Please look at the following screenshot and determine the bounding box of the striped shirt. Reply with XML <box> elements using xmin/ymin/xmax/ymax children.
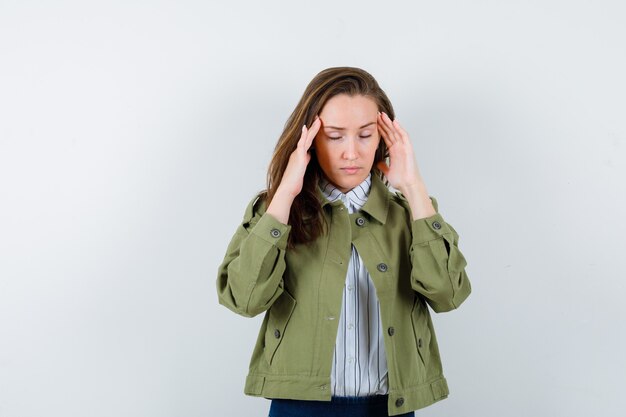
<box><xmin>318</xmin><ymin>172</ymin><xmax>389</xmax><ymax>397</ymax></box>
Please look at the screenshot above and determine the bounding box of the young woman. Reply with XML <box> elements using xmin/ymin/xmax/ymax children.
<box><xmin>216</xmin><ymin>67</ymin><xmax>472</xmax><ymax>417</ymax></box>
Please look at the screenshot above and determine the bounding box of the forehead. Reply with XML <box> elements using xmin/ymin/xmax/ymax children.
<box><xmin>320</xmin><ymin>94</ymin><xmax>378</xmax><ymax>128</ymax></box>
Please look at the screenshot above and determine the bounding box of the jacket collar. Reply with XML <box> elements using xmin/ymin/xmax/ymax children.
<box><xmin>317</xmin><ymin>171</ymin><xmax>390</xmax><ymax>225</ymax></box>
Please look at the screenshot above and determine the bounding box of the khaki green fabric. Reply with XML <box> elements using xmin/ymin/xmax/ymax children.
<box><xmin>216</xmin><ymin>173</ymin><xmax>471</xmax><ymax>416</ymax></box>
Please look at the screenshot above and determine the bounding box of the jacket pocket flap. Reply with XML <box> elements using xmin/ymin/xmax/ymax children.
<box><xmin>411</xmin><ymin>295</ymin><xmax>432</xmax><ymax>367</ymax></box>
<box><xmin>264</xmin><ymin>290</ymin><xmax>297</xmax><ymax>365</ymax></box>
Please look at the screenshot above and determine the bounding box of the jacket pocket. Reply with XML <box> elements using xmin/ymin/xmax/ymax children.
<box><xmin>264</xmin><ymin>290</ymin><xmax>297</xmax><ymax>366</ymax></box>
<box><xmin>410</xmin><ymin>294</ymin><xmax>432</xmax><ymax>367</ymax></box>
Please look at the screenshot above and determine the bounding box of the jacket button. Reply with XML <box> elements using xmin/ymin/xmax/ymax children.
<box><xmin>355</xmin><ymin>217</ymin><xmax>366</xmax><ymax>226</ymax></box>
<box><xmin>388</xmin><ymin>326</ymin><xmax>395</xmax><ymax>336</ymax></box>
<box><xmin>270</xmin><ymin>228</ymin><xmax>281</xmax><ymax>238</ymax></box>
<box><xmin>395</xmin><ymin>397</ymin><xmax>404</xmax><ymax>407</ymax></box>
<box><xmin>274</xmin><ymin>329</ymin><xmax>281</xmax><ymax>338</ymax></box>
<box><xmin>377</xmin><ymin>263</ymin><xmax>388</xmax><ymax>272</ymax></box>
<box><xmin>418</xmin><ymin>338</ymin><xmax>423</xmax><ymax>348</ymax></box>
<box><xmin>432</xmin><ymin>221</ymin><xmax>441</xmax><ymax>230</ymax></box>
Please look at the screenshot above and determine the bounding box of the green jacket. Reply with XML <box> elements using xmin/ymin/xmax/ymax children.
<box><xmin>216</xmin><ymin>173</ymin><xmax>472</xmax><ymax>416</ymax></box>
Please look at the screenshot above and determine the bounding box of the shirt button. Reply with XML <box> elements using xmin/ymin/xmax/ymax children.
<box><xmin>274</xmin><ymin>329</ymin><xmax>281</xmax><ymax>338</ymax></box>
<box><xmin>395</xmin><ymin>397</ymin><xmax>405</xmax><ymax>407</ymax></box>
<box><xmin>339</xmin><ymin>206</ymin><xmax>344</xmax><ymax>211</ymax></box>
<box><xmin>377</xmin><ymin>263</ymin><xmax>388</xmax><ymax>272</ymax></box>
<box><xmin>320</xmin><ymin>384</ymin><xmax>327</xmax><ymax>390</ymax></box>
<box><xmin>355</xmin><ymin>217</ymin><xmax>366</xmax><ymax>226</ymax></box>
<box><xmin>348</xmin><ymin>323</ymin><xmax>354</xmax><ymax>330</ymax></box>
<box><xmin>432</xmin><ymin>221</ymin><xmax>442</xmax><ymax>230</ymax></box>
<box><xmin>347</xmin><ymin>285</ymin><xmax>353</xmax><ymax>291</ymax></box>
<box><xmin>388</xmin><ymin>326</ymin><xmax>395</xmax><ymax>336</ymax></box>
<box><xmin>418</xmin><ymin>338</ymin><xmax>423</xmax><ymax>348</ymax></box>
<box><xmin>270</xmin><ymin>228</ymin><xmax>281</xmax><ymax>238</ymax></box>
<box><xmin>347</xmin><ymin>357</ymin><xmax>353</xmax><ymax>363</ymax></box>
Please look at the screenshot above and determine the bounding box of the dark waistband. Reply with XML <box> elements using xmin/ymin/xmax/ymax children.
<box><xmin>330</xmin><ymin>394</ymin><xmax>388</xmax><ymax>404</ymax></box>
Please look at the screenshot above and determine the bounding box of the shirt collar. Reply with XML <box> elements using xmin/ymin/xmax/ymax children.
<box><xmin>317</xmin><ymin>171</ymin><xmax>390</xmax><ymax>224</ymax></box>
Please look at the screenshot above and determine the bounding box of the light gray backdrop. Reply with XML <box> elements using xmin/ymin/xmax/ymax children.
<box><xmin>1</xmin><ymin>1</ymin><xmax>624</xmax><ymax>416</ymax></box>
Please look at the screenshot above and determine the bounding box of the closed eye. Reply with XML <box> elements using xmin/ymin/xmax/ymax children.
<box><xmin>327</xmin><ymin>135</ymin><xmax>372</xmax><ymax>140</ymax></box>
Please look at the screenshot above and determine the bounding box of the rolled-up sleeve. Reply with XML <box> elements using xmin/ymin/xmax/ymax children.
<box><xmin>409</xmin><ymin>196</ymin><xmax>472</xmax><ymax>312</ymax></box>
<box><xmin>216</xmin><ymin>195</ymin><xmax>291</xmax><ymax>318</ymax></box>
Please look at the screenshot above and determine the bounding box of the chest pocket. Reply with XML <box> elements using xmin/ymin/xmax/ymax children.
<box><xmin>411</xmin><ymin>294</ymin><xmax>432</xmax><ymax>368</ymax></box>
<box><xmin>264</xmin><ymin>290</ymin><xmax>297</xmax><ymax>365</ymax></box>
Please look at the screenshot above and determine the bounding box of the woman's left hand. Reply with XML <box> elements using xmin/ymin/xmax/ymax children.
<box><xmin>377</xmin><ymin>111</ymin><xmax>437</xmax><ymax>220</ymax></box>
<box><xmin>376</xmin><ymin>111</ymin><xmax>425</xmax><ymax>192</ymax></box>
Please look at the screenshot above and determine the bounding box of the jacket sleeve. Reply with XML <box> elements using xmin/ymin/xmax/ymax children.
<box><xmin>406</xmin><ymin>195</ymin><xmax>472</xmax><ymax>313</ymax></box>
<box><xmin>216</xmin><ymin>193</ymin><xmax>291</xmax><ymax>318</ymax></box>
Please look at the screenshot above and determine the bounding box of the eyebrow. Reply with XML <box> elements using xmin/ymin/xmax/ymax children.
<box><xmin>323</xmin><ymin>121</ymin><xmax>376</xmax><ymax>130</ymax></box>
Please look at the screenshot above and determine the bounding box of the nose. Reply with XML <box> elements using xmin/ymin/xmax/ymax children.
<box><xmin>343</xmin><ymin>137</ymin><xmax>358</xmax><ymax>161</ymax></box>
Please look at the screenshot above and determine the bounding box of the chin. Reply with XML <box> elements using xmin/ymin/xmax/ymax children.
<box><xmin>324</xmin><ymin>169</ymin><xmax>369</xmax><ymax>192</ymax></box>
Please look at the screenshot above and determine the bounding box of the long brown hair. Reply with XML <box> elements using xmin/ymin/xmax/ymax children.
<box><xmin>260</xmin><ymin>67</ymin><xmax>395</xmax><ymax>250</ymax></box>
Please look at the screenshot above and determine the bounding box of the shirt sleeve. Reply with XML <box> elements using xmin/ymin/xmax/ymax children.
<box><xmin>216</xmin><ymin>194</ymin><xmax>291</xmax><ymax>318</ymax></box>
<box><xmin>407</xmin><ymin>195</ymin><xmax>472</xmax><ymax>313</ymax></box>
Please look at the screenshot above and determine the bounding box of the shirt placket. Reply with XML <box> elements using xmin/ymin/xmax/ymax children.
<box><xmin>343</xmin><ymin>193</ymin><xmax>357</xmax><ymax>395</ymax></box>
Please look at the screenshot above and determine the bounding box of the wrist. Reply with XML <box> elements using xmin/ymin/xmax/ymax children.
<box><xmin>398</xmin><ymin>182</ymin><xmax>436</xmax><ymax>221</ymax></box>
<box><xmin>398</xmin><ymin>181</ymin><xmax>428</xmax><ymax>200</ymax></box>
<box><xmin>274</xmin><ymin>186</ymin><xmax>298</xmax><ymax>203</ymax></box>
<box><xmin>267</xmin><ymin>187</ymin><xmax>296</xmax><ymax>225</ymax></box>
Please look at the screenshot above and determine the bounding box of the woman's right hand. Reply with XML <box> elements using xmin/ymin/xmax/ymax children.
<box><xmin>277</xmin><ymin>115</ymin><xmax>321</xmax><ymax>199</ymax></box>
<box><xmin>266</xmin><ymin>116</ymin><xmax>321</xmax><ymax>225</ymax></box>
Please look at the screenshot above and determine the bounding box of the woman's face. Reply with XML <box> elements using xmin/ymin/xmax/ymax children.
<box><xmin>314</xmin><ymin>94</ymin><xmax>381</xmax><ymax>193</ymax></box>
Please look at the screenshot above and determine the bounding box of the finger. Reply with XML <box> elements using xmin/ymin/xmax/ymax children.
<box><xmin>377</xmin><ymin>121</ymin><xmax>392</xmax><ymax>147</ymax></box>
<box><xmin>392</xmin><ymin>119</ymin><xmax>410</xmax><ymax>143</ymax></box>
<box><xmin>377</xmin><ymin>121</ymin><xmax>395</xmax><ymax>149</ymax></box>
<box><xmin>381</xmin><ymin>112</ymin><xmax>403</xmax><ymax>144</ymax></box>
<box><xmin>297</xmin><ymin>124</ymin><xmax>308</xmax><ymax>149</ymax></box>
<box><xmin>377</xmin><ymin>114</ymin><xmax>395</xmax><ymax>148</ymax></box>
<box><xmin>305</xmin><ymin>116</ymin><xmax>321</xmax><ymax>149</ymax></box>
<box><xmin>379</xmin><ymin>113</ymin><xmax>396</xmax><ymax>141</ymax></box>
<box><xmin>377</xmin><ymin>112</ymin><xmax>392</xmax><ymax>137</ymax></box>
